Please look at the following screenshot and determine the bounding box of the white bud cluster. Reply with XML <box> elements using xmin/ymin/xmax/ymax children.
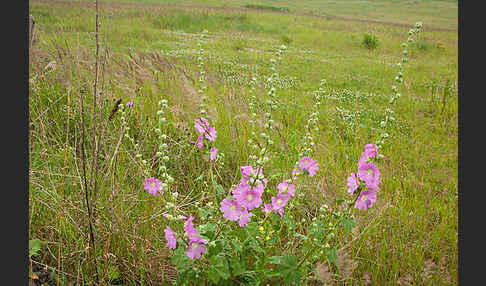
<box><xmin>248</xmin><ymin>75</ymin><xmax>259</xmax><ymax>166</ymax></box>
<box><xmin>302</xmin><ymin>79</ymin><xmax>325</xmax><ymax>156</ymax></box>
<box><xmin>378</xmin><ymin>21</ymin><xmax>422</xmax><ymax>150</ymax></box>
<box><xmin>248</xmin><ymin>45</ymin><xmax>287</xmax><ymax>167</ymax></box>
<box><xmin>197</xmin><ymin>30</ymin><xmax>209</xmax><ymax>118</ymax></box>
<box><xmin>118</xmin><ymin>103</ymin><xmax>150</xmax><ymax>175</ymax></box>
<box><xmin>156</xmin><ymin>99</ymin><xmax>174</xmax><ymax>191</ymax></box>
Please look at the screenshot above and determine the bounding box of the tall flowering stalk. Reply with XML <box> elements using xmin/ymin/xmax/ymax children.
<box><xmin>376</xmin><ymin>22</ymin><xmax>422</xmax><ymax>151</ymax></box>
<box><xmin>154</xmin><ymin>99</ymin><xmax>174</xmax><ymax>192</ymax></box>
<box><xmin>247</xmin><ymin>74</ymin><xmax>259</xmax><ymax>166</ymax></box>
<box><xmin>300</xmin><ymin>78</ymin><xmax>325</xmax><ymax>158</ymax></box>
<box><xmin>197</xmin><ymin>29</ymin><xmax>209</xmax><ymax>119</ymax></box>
<box><xmin>191</xmin><ymin>29</ymin><xmax>222</xmax><ymax>166</ymax></box>
<box><xmin>118</xmin><ymin>102</ymin><xmax>150</xmax><ymax>178</ymax></box>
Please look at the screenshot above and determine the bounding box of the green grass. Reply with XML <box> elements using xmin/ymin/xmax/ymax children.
<box><xmin>29</xmin><ymin>0</ymin><xmax>457</xmax><ymax>285</ymax></box>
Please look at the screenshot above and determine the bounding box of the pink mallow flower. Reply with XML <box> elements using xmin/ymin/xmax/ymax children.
<box><xmin>240</xmin><ymin>165</ymin><xmax>267</xmax><ymax>186</ymax></box>
<box><xmin>184</xmin><ymin>215</ymin><xmax>199</xmax><ymax>240</ymax></box>
<box><xmin>357</xmin><ymin>163</ymin><xmax>380</xmax><ymax>190</ymax></box>
<box><xmin>194</xmin><ymin>117</ymin><xmax>210</xmax><ymax>134</ymax></box>
<box><xmin>271</xmin><ymin>193</ymin><xmax>289</xmax><ymax>218</ymax></box>
<box><xmin>210</xmin><ymin>147</ymin><xmax>218</xmax><ymax>162</ymax></box>
<box><xmin>232</xmin><ymin>182</ymin><xmax>264</xmax><ymax>211</ymax></box>
<box><xmin>194</xmin><ymin>117</ymin><xmax>217</xmax><ymax>142</ymax></box>
<box><xmin>164</xmin><ymin>227</ymin><xmax>177</xmax><ymax>249</ymax></box>
<box><xmin>196</xmin><ymin>135</ymin><xmax>204</xmax><ymax>149</ymax></box>
<box><xmin>144</xmin><ymin>177</ymin><xmax>164</xmax><ymax>196</ymax></box>
<box><xmin>359</xmin><ymin>144</ymin><xmax>379</xmax><ymax>166</ymax></box>
<box><xmin>262</xmin><ymin>203</ymin><xmax>273</xmax><ymax>215</ymax></box>
<box><xmin>364</xmin><ymin>144</ymin><xmax>378</xmax><ymax>157</ymax></box>
<box><xmin>355</xmin><ymin>189</ymin><xmax>377</xmax><ymax>210</ymax></box>
<box><xmin>299</xmin><ymin>156</ymin><xmax>319</xmax><ymax>177</ymax></box>
<box><xmin>277</xmin><ymin>180</ymin><xmax>295</xmax><ymax>198</ymax></box>
<box><xmin>347</xmin><ymin>173</ymin><xmax>359</xmax><ymax>194</ymax></box>
<box><xmin>126</xmin><ymin>101</ymin><xmax>133</xmax><ymax>107</ymax></box>
<box><xmin>220</xmin><ymin>199</ymin><xmax>241</xmax><ymax>221</ymax></box>
<box><xmin>187</xmin><ymin>237</ymin><xmax>208</xmax><ymax>260</ymax></box>
<box><xmin>205</xmin><ymin>127</ymin><xmax>217</xmax><ymax>142</ymax></box>
<box><xmin>238</xmin><ymin>209</ymin><xmax>253</xmax><ymax>227</ymax></box>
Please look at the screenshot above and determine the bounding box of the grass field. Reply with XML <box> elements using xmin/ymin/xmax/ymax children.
<box><xmin>28</xmin><ymin>0</ymin><xmax>457</xmax><ymax>285</ymax></box>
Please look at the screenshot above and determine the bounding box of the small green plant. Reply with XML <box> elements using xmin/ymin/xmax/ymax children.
<box><xmin>361</xmin><ymin>33</ymin><xmax>379</xmax><ymax>50</ymax></box>
<box><xmin>29</xmin><ymin>239</ymin><xmax>44</xmax><ymax>258</ymax></box>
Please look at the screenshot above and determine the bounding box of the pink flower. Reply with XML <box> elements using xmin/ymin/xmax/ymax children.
<box><xmin>210</xmin><ymin>147</ymin><xmax>218</xmax><ymax>161</ymax></box>
<box><xmin>271</xmin><ymin>193</ymin><xmax>289</xmax><ymax>210</ymax></box>
<box><xmin>194</xmin><ymin>117</ymin><xmax>210</xmax><ymax>134</ymax></box>
<box><xmin>357</xmin><ymin>163</ymin><xmax>380</xmax><ymax>190</ymax></box>
<box><xmin>238</xmin><ymin>209</ymin><xmax>253</xmax><ymax>227</ymax></box>
<box><xmin>187</xmin><ymin>237</ymin><xmax>208</xmax><ymax>260</ymax></box>
<box><xmin>164</xmin><ymin>227</ymin><xmax>177</xmax><ymax>249</ymax></box>
<box><xmin>277</xmin><ymin>180</ymin><xmax>295</xmax><ymax>198</ymax></box>
<box><xmin>299</xmin><ymin>157</ymin><xmax>319</xmax><ymax>177</ymax></box>
<box><xmin>220</xmin><ymin>199</ymin><xmax>241</xmax><ymax>221</ymax></box>
<box><xmin>126</xmin><ymin>101</ymin><xmax>133</xmax><ymax>107</ymax></box>
<box><xmin>205</xmin><ymin>127</ymin><xmax>217</xmax><ymax>142</ymax></box>
<box><xmin>262</xmin><ymin>203</ymin><xmax>273</xmax><ymax>214</ymax></box>
<box><xmin>194</xmin><ymin>117</ymin><xmax>217</xmax><ymax>142</ymax></box>
<box><xmin>184</xmin><ymin>215</ymin><xmax>199</xmax><ymax>240</ymax></box>
<box><xmin>359</xmin><ymin>144</ymin><xmax>379</xmax><ymax>166</ymax></box>
<box><xmin>196</xmin><ymin>135</ymin><xmax>204</xmax><ymax>149</ymax></box>
<box><xmin>364</xmin><ymin>144</ymin><xmax>378</xmax><ymax>157</ymax></box>
<box><xmin>347</xmin><ymin>173</ymin><xmax>359</xmax><ymax>194</ymax></box>
<box><xmin>355</xmin><ymin>189</ymin><xmax>377</xmax><ymax>210</ymax></box>
<box><xmin>274</xmin><ymin>207</ymin><xmax>284</xmax><ymax>218</ymax></box>
<box><xmin>233</xmin><ymin>182</ymin><xmax>263</xmax><ymax>211</ymax></box>
<box><xmin>240</xmin><ymin>165</ymin><xmax>267</xmax><ymax>186</ymax></box>
<box><xmin>144</xmin><ymin>177</ymin><xmax>164</xmax><ymax>196</ymax></box>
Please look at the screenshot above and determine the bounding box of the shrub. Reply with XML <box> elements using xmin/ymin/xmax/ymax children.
<box><xmin>362</xmin><ymin>33</ymin><xmax>379</xmax><ymax>50</ymax></box>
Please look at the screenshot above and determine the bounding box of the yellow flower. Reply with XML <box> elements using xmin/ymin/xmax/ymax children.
<box><xmin>259</xmin><ymin>226</ymin><xmax>264</xmax><ymax>234</ymax></box>
<box><xmin>265</xmin><ymin>236</ymin><xmax>270</xmax><ymax>241</ymax></box>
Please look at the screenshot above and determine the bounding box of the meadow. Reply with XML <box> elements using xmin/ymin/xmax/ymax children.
<box><xmin>28</xmin><ymin>0</ymin><xmax>458</xmax><ymax>285</ymax></box>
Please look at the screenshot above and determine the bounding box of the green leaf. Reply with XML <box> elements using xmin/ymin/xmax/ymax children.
<box><xmin>29</xmin><ymin>239</ymin><xmax>43</xmax><ymax>258</ymax></box>
<box><xmin>232</xmin><ymin>238</ymin><xmax>243</xmax><ymax>253</ymax></box>
<box><xmin>273</xmin><ymin>255</ymin><xmax>301</xmax><ymax>284</ymax></box>
<box><xmin>213</xmin><ymin>182</ymin><xmax>225</xmax><ymax>195</ymax></box>
<box><xmin>209</xmin><ymin>255</ymin><xmax>230</xmax><ymax>281</ymax></box>
<box><xmin>341</xmin><ymin>217</ymin><xmax>356</xmax><ymax>233</ymax></box>
<box><xmin>207</xmin><ymin>268</ymin><xmax>221</xmax><ymax>284</ymax></box>
<box><xmin>198</xmin><ymin>222</ymin><xmax>217</xmax><ymax>235</ymax></box>
<box><xmin>248</xmin><ymin>238</ymin><xmax>263</xmax><ymax>253</ymax></box>
<box><xmin>172</xmin><ymin>246</ymin><xmax>192</xmax><ymax>271</ymax></box>
<box><xmin>326</xmin><ymin>247</ymin><xmax>338</xmax><ymax>266</ymax></box>
<box><xmin>198</xmin><ymin>206</ymin><xmax>211</xmax><ymax>220</ymax></box>
<box><xmin>230</xmin><ymin>256</ymin><xmax>246</xmax><ymax>277</ymax></box>
<box><xmin>336</xmin><ymin>199</ymin><xmax>345</xmax><ymax>206</ymax></box>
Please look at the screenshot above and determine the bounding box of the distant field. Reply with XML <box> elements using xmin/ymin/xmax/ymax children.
<box><xmin>29</xmin><ymin>0</ymin><xmax>457</xmax><ymax>285</ymax></box>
